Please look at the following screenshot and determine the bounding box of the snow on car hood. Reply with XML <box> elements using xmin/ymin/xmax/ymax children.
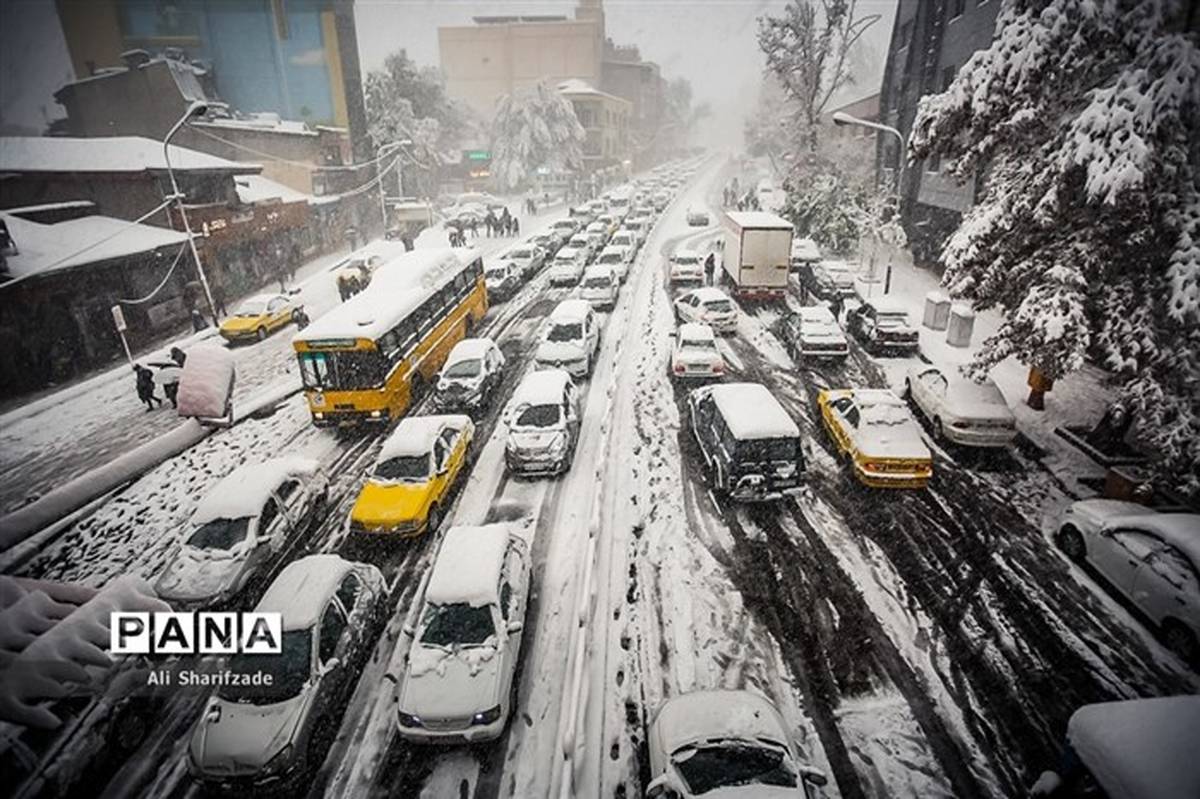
<box><xmin>156</xmin><ymin>545</ymin><xmax>244</xmax><ymax>603</ymax></box>
<box><xmin>508</xmin><ymin>428</ymin><xmax>565</xmax><ymax>453</ymax></box>
<box><xmin>536</xmin><ymin>341</ymin><xmax>585</xmax><ymax>363</ymax></box>
<box><xmin>401</xmin><ymin>643</ymin><xmax>501</xmax><ymax>718</ymax></box>
<box><xmin>193</xmin><ymin>690</ymin><xmax>310</xmax><ymax>775</ymax></box>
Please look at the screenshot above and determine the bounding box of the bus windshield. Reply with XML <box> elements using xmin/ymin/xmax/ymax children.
<box><xmin>298</xmin><ymin>350</ymin><xmax>387</xmax><ymax>390</ymax></box>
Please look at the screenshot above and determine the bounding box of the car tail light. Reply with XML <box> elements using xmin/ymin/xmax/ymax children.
<box><xmin>713</xmin><ymin>361</ymin><xmax>725</xmax><ymax>373</ymax></box>
<box><xmin>674</xmin><ymin>363</ymin><xmax>685</xmax><ymax>374</ymax></box>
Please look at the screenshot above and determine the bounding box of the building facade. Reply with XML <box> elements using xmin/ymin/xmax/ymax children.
<box><xmin>877</xmin><ymin>0</ymin><xmax>1000</xmax><ymax>265</ymax></box>
<box><xmin>600</xmin><ymin>41</ymin><xmax>668</xmax><ymax>168</ymax></box>
<box><xmin>438</xmin><ymin>8</ymin><xmax>605</xmax><ymax>121</ymax></box>
<box><xmin>558</xmin><ymin>80</ymin><xmax>632</xmax><ymax>171</ymax></box>
<box><xmin>54</xmin><ymin>0</ymin><xmax>371</xmax><ymax>161</ymax></box>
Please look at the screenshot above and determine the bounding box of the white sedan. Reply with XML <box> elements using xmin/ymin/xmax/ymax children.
<box><xmin>686</xmin><ymin>208</ymin><xmax>710</xmax><ymax>227</ymax></box>
<box><xmin>154</xmin><ymin>458</ymin><xmax>327</xmax><ymax>609</ymax></box>
<box><xmin>647</xmin><ymin>690</ymin><xmax>828</xmax><ymax>798</ymax></box>
<box><xmin>669</xmin><ymin>250</ymin><xmax>705</xmax><ymax>284</ymax></box>
<box><xmin>1056</xmin><ymin>501</ymin><xmax>1200</xmax><ymax>661</ymax></box>
<box><xmin>670</xmin><ymin>323</ymin><xmax>725</xmax><ymax>380</ymax></box>
<box><xmin>902</xmin><ymin>366</ymin><xmax>1017</xmax><ymax>447</ymax></box>
<box><xmin>674</xmin><ymin>287</ymin><xmax>737</xmax><ymax>334</ymax></box>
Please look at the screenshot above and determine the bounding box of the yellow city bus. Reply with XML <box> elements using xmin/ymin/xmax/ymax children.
<box><xmin>293</xmin><ymin>248</ymin><xmax>487</xmax><ymax>427</ymax></box>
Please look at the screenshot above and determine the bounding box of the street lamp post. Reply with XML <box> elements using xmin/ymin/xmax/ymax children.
<box><xmin>376</xmin><ymin>140</ymin><xmax>412</xmax><ymax>234</ymax></box>
<box><xmin>164</xmin><ymin>100</ymin><xmax>219</xmax><ymax>323</ymax></box>
<box><xmin>831</xmin><ymin>111</ymin><xmax>908</xmax><ymax>294</ymax></box>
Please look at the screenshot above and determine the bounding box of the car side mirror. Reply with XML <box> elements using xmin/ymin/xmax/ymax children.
<box><xmin>506</xmin><ymin>620</ymin><xmax>523</xmax><ymax>634</ymax></box>
<box><xmin>799</xmin><ymin>766</ymin><xmax>829</xmax><ymax>787</ymax></box>
<box><xmin>646</xmin><ymin>775</ymin><xmax>681</xmax><ymax>799</ymax></box>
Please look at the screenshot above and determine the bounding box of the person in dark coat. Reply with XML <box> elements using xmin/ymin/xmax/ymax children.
<box><xmin>190</xmin><ymin>307</ymin><xmax>208</xmax><ymax>332</ymax></box>
<box><xmin>829</xmin><ymin>293</ymin><xmax>844</xmax><ymax>323</ymax></box>
<box><xmin>134</xmin><ymin>365</ymin><xmax>161</xmax><ymax>410</ymax></box>
<box><xmin>704</xmin><ymin>252</ymin><xmax>716</xmax><ymax>286</ymax></box>
<box><xmin>211</xmin><ymin>284</ymin><xmax>228</xmax><ymax>319</ymax></box>
<box><xmin>511</xmin><ymin>216</ymin><xmax>520</xmax><ymax>236</ymax></box>
<box><xmin>169</xmin><ymin>347</ymin><xmax>186</xmax><ymax>367</ymax></box>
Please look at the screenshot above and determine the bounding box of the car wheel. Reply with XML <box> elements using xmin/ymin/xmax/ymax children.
<box><xmin>426</xmin><ymin>503</ymin><xmax>442</xmax><ymax>535</ymax></box>
<box><xmin>256</xmin><ymin>327</ymin><xmax>267</xmax><ymax>341</ymax></box>
<box><xmin>1162</xmin><ymin>620</ymin><xmax>1198</xmax><ymax>662</ymax></box>
<box><xmin>1056</xmin><ymin>525</ymin><xmax>1086</xmax><ymax>562</ymax></box>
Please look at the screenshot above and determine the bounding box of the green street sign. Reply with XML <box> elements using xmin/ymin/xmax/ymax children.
<box><xmin>466</xmin><ymin>150</ymin><xmax>491</xmax><ymax>161</ymax></box>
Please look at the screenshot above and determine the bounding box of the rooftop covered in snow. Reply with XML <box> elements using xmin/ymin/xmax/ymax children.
<box><xmin>0</xmin><ymin>209</ymin><xmax>191</xmax><ymax>281</ymax></box>
<box><xmin>0</xmin><ymin>136</ymin><xmax>261</xmax><ymax>176</ymax></box>
<box><xmin>705</xmin><ymin>383</ymin><xmax>800</xmax><ymax>440</ymax></box>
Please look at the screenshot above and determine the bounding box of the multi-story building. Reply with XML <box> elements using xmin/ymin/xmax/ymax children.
<box><xmin>558</xmin><ymin>80</ymin><xmax>632</xmax><ymax>171</ymax></box>
<box><xmin>53</xmin><ymin>0</ymin><xmax>370</xmax><ymax>161</ymax></box>
<box><xmin>601</xmin><ymin>41</ymin><xmax>668</xmax><ymax>168</ymax></box>
<box><xmin>439</xmin><ymin>1</ymin><xmax>606</xmax><ymax>121</ymax></box>
<box><xmin>877</xmin><ymin>0</ymin><xmax>1000</xmax><ymax>265</ymax></box>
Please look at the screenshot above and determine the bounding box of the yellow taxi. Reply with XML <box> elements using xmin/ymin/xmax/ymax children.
<box><xmin>348</xmin><ymin>414</ymin><xmax>474</xmax><ymax>537</ymax></box>
<box><xmin>219</xmin><ymin>293</ymin><xmax>297</xmax><ymax>343</ymax></box>
<box><xmin>817</xmin><ymin>388</ymin><xmax>933</xmax><ymax>488</ymax></box>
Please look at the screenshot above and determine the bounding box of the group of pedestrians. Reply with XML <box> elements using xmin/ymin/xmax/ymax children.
<box><xmin>484</xmin><ymin>208</ymin><xmax>519</xmax><ymax>238</ymax></box>
<box><xmin>132</xmin><ymin>347</ymin><xmax>187</xmax><ymax>411</ymax></box>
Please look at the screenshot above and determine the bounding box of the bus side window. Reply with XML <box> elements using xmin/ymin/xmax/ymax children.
<box><xmin>380</xmin><ymin>331</ymin><xmax>401</xmax><ymax>361</ymax></box>
<box><xmin>470</xmin><ymin>258</ymin><xmax>483</xmax><ymax>281</ymax></box>
<box><xmin>394</xmin><ymin>319</ymin><xmax>416</xmax><ymax>356</ymax></box>
<box><xmin>413</xmin><ymin>302</ymin><xmax>433</xmax><ymax>334</ymax></box>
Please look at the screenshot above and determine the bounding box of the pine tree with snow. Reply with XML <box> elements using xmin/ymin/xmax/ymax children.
<box><xmin>489</xmin><ymin>82</ymin><xmax>585</xmax><ymax>192</ymax></box>
<box><xmin>910</xmin><ymin>0</ymin><xmax>1200</xmax><ymax>488</ymax></box>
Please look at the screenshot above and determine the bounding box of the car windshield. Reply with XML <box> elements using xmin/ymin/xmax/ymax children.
<box><xmin>673</xmin><ymin>740</ymin><xmax>797</xmax><ymax>794</ymax></box>
<box><xmin>419</xmin><ymin>602</ymin><xmax>496</xmax><ymax>647</ymax></box>
<box><xmin>584</xmin><ymin>276</ymin><xmax>611</xmax><ymax>288</ymax></box>
<box><xmin>680</xmin><ymin>337</ymin><xmax>716</xmax><ymax>351</ymax></box>
<box><xmin>803</xmin><ymin>315</ymin><xmax>838</xmax><ymax>331</ymax></box>
<box><xmin>547</xmin><ymin>322</ymin><xmax>583</xmax><ymax>342</ymax></box>
<box><xmin>675</xmin><ymin>256</ymin><xmax>699</xmax><ymax>265</ymax></box>
<box><xmin>444</xmin><ymin>358</ymin><xmax>481</xmax><ymax>378</ymax></box>
<box><xmin>737</xmin><ymin>437</ymin><xmax>797</xmax><ymax>462</ymax></box>
<box><xmin>298</xmin><ymin>350</ymin><xmax>388</xmax><ymax>391</ymax></box>
<box><xmin>219</xmin><ymin>629</ymin><xmax>311</xmax><ymax>704</ymax></box>
<box><xmin>514</xmin><ymin>403</ymin><xmax>561</xmax><ymax>428</ymax></box>
<box><xmin>877</xmin><ymin>312</ymin><xmax>910</xmax><ymax>328</ymax></box>
<box><xmin>374</xmin><ymin>454</ymin><xmax>431</xmax><ymax>481</ymax></box>
<box><xmin>510</xmin><ymin>249</ymin><xmax>531</xmax><ymax>259</ymax></box>
<box><xmin>187</xmin><ymin>517</ymin><xmax>252</xmax><ymax>550</ymax></box>
<box><xmin>236</xmin><ymin>300</ymin><xmax>266</xmax><ymax>316</ymax></box>
<box><xmin>599</xmin><ymin>254</ymin><xmax>621</xmax><ymax>264</ymax></box>
<box><xmin>486</xmin><ymin>267</ymin><xmax>509</xmax><ymax>280</ymax></box>
<box><xmin>704</xmin><ymin>300</ymin><xmax>734</xmax><ymax>313</ymax></box>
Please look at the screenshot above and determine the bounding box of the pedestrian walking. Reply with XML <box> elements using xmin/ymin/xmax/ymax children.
<box><xmin>211</xmin><ymin>283</ymin><xmax>228</xmax><ymax>319</ymax></box>
<box><xmin>512</xmin><ymin>217</ymin><xmax>520</xmax><ymax>236</ymax></box>
<box><xmin>704</xmin><ymin>252</ymin><xmax>716</xmax><ymax>286</ymax></box>
<box><xmin>169</xmin><ymin>346</ymin><xmax>187</xmax><ymax>368</ymax></box>
<box><xmin>134</xmin><ymin>364</ymin><xmax>162</xmax><ymax>410</ymax></box>
<box><xmin>829</xmin><ymin>293</ymin><xmax>844</xmax><ymax>323</ymax></box>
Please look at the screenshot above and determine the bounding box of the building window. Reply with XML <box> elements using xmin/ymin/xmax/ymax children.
<box><xmin>949</xmin><ymin>0</ymin><xmax>966</xmax><ymax>19</ymax></box>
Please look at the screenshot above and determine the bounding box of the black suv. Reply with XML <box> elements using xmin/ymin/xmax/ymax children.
<box><xmin>687</xmin><ymin>382</ymin><xmax>805</xmax><ymax>502</ymax></box>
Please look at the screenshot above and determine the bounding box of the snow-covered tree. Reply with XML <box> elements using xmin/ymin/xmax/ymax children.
<box><xmin>364</xmin><ymin>50</ymin><xmax>470</xmax><ymax>196</ymax></box>
<box><xmin>910</xmin><ymin>0</ymin><xmax>1200</xmax><ymax>487</ymax></box>
<box><xmin>489</xmin><ymin>81</ymin><xmax>585</xmax><ymax>191</ymax></box>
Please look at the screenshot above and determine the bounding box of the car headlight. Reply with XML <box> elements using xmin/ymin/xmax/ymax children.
<box><xmin>261</xmin><ymin>743</ymin><xmax>293</xmax><ymax>776</ymax></box>
<box><xmin>398</xmin><ymin>711</ymin><xmax>423</xmax><ymax>728</ymax></box>
<box><xmin>471</xmin><ymin>705</ymin><xmax>502</xmax><ymax>726</ymax></box>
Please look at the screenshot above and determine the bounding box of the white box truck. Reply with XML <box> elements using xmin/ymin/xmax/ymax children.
<box><xmin>721</xmin><ymin>211</ymin><xmax>794</xmax><ymax>299</ymax></box>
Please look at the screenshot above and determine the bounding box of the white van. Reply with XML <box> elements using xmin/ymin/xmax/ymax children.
<box><xmin>580</xmin><ymin>265</ymin><xmax>618</xmax><ymax>310</ymax></box>
<box><xmin>505</xmin><ymin>369</ymin><xmax>581</xmax><ymax>475</ymax></box>
<box><xmin>534</xmin><ymin>299</ymin><xmax>601</xmax><ymax>378</ymax></box>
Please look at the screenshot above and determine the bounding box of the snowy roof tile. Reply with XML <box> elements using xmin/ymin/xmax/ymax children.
<box><xmin>0</xmin><ymin>136</ymin><xmax>260</xmax><ymax>175</ymax></box>
<box><xmin>0</xmin><ymin>211</ymin><xmax>191</xmax><ymax>281</ymax></box>
<box><xmin>257</xmin><ymin>554</ymin><xmax>355</xmax><ymax>631</ymax></box>
<box><xmin>425</xmin><ymin>525</ymin><xmax>514</xmax><ymax>607</ymax></box>
<box><xmin>235</xmin><ymin>174</ymin><xmax>313</xmax><ymax>205</ymax></box>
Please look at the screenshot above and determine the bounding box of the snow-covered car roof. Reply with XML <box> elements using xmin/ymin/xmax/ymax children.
<box><xmin>550</xmin><ymin>299</ymin><xmax>592</xmax><ymax>321</ymax></box>
<box><xmin>791</xmin><ymin>237</ymin><xmax>821</xmax><ymax>260</ymax></box>
<box><xmin>702</xmin><ymin>383</ymin><xmax>800</xmax><ymax>440</ymax></box>
<box><xmin>584</xmin><ymin>264</ymin><xmax>614</xmax><ymax>279</ymax></box>
<box><xmin>258</xmin><ymin>554</ymin><xmax>357</xmax><ymax>631</ymax></box>
<box><xmin>446</xmin><ymin>337</ymin><xmax>497</xmax><ymax>365</ymax></box>
<box><xmin>677</xmin><ymin>322</ymin><xmax>716</xmax><ymax>341</ymax></box>
<box><xmin>598</xmin><ymin>245</ymin><xmax>626</xmax><ymax>257</ymax></box>
<box><xmin>654</xmin><ymin>690</ymin><xmax>789</xmax><ymax>753</ymax></box>
<box><xmin>510</xmin><ymin>369</ymin><xmax>572</xmax><ymax>407</ymax></box>
<box><xmin>378</xmin><ymin>414</ymin><xmax>470</xmax><ymax>460</ymax></box>
<box><xmin>843</xmin><ymin>388</ymin><xmax>907</xmax><ymax>409</ymax></box>
<box><xmin>799</xmin><ymin>305</ymin><xmax>838</xmax><ymax>324</ymax></box>
<box><xmin>426</xmin><ymin>524</ymin><xmax>514</xmax><ymax>607</ymax></box>
<box><xmin>192</xmin><ymin>457</ymin><xmax>319</xmax><ymax>524</ymax></box>
<box><xmin>688</xmin><ymin>287</ymin><xmax>733</xmax><ymax>304</ymax></box>
<box><xmin>1101</xmin><ymin>512</ymin><xmax>1200</xmax><ymax>567</ymax></box>
<box><xmin>1068</xmin><ymin>696</ymin><xmax>1200</xmax><ymax>799</ymax></box>
<box><xmin>555</xmin><ymin>247</ymin><xmax>582</xmax><ymax>260</ymax></box>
